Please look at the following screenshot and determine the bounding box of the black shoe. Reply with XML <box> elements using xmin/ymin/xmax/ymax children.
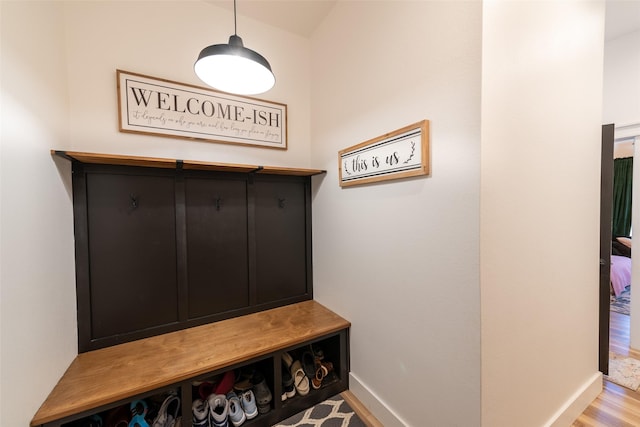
<box><xmin>281</xmin><ymin>361</ymin><xmax>295</xmax><ymax>400</ymax></box>
<box><xmin>251</xmin><ymin>372</ymin><xmax>272</xmax><ymax>414</ymax></box>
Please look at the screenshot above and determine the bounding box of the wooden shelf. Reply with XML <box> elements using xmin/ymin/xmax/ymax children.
<box><xmin>52</xmin><ymin>150</ymin><xmax>326</xmax><ymax>176</ymax></box>
<box><xmin>31</xmin><ymin>301</ymin><xmax>350</xmax><ymax>426</ymax></box>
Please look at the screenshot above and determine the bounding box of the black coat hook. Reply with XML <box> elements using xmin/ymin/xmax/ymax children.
<box><xmin>215</xmin><ymin>196</ymin><xmax>222</xmax><ymax>211</ymax></box>
<box><xmin>278</xmin><ymin>198</ymin><xmax>286</xmax><ymax>208</ymax></box>
<box><xmin>130</xmin><ymin>194</ymin><xmax>139</xmax><ymax>209</ymax></box>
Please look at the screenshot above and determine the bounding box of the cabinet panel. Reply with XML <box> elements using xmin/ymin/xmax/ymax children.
<box><xmin>185</xmin><ymin>175</ymin><xmax>250</xmax><ymax>318</ymax></box>
<box><xmin>86</xmin><ymin>172</ymin><xmax>178</xmax><ymax>339</ymax></box>
<box><xmin>254</xmin><ymin>177</ymin><xmax>308</xmax><ymax>304</ymax></box>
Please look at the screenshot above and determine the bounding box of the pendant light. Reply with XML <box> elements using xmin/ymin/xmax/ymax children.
<box><xmin>194</xmin><ymin>0</ymin><xmax>275</xmax><ymax>95</ymax></box>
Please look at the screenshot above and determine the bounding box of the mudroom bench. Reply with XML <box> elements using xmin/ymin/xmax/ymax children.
<box><xmin>31</xmin><ymin>301</ymin><xmax>351</xmax><ymax>427</ymax></box>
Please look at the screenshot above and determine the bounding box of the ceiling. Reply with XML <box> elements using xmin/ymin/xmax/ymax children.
<box><xmin>605</xmin><ymin>0</ymin><xmax>640</xmax><ymax>41</ymax></box>
<box><xmin>206</xmin><ymin>0</ymin><xmax>640</xmax><ymax>40</ymax></box>
<box><xmin>205</xmin><ymin>0</ymin><xmax>337</xmax><ymax>38</ymax></box>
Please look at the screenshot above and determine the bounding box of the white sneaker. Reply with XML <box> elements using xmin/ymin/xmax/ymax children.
<box><xmin>208</xmin><ymin>394</ymin><xmax>229</xmax><ymax>427</ymax></box>
<box><xmin>226</xmin><ymin>391</ymin><xmax>246</xmax><ymax>426</ymax></box>
<box><xmin>152</xmin><ymin>392</ymin><xmax>180</xmax><ymax>427</ymax></box>
<box><xmin>240</xmin><ymin>390</ymin><xmax>258</xmax><ymax>420</ymax></box>
<box><xmin>192</xmin><ymin>398</ymin><xmax>209</xmax><ymax>427</ymax></box>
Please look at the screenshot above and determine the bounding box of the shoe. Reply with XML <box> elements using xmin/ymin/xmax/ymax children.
<box><xmin>226</xmin><ymin>392</ymin><xmax>246</xmax><ymax>426</ymax></box>
<box><xmin>129</xmin><ymin>413</ymin><xmax>149</xmax><ymax>427</ymax></box>
<box><xmin>192</xmin><ymin>399</ymin><xmax>209</xmax><ymax>427</ymax></box>
<box><xmin>214</xmin><ymin>371</ymin><xmax>235</xmax><ymax>395</ymax></box>
<box><xmin>198</xmin><ymin>381</ymin><xmax>216</xmax><ymax>400</ymax></box>
<box><xmin>66</xmin><ymin>414</ymin><xmax>103</xmax><ymax>427</ymax></box>
<box><xmin>239</xmin><ymin>390</ymin><xmax>258</xmax><ymax>420</ymax></box>
<box><xmin>129</xmin><ymin>400</ymin><xmax>149</xmax><ymax>427</ymax></box>
<box><xmin>151</xmin><ymin>392</ymin><xmax>180</xmax><ymax>427</ymax></box>
<box><xmin>290</xmin><ymin>360</ymin><xmax>310</xmax><ymax>396</ymax></box>
<box><xmin>321</xmin><ymin>361</ymin><xmax>334</xmax><ymax>376</ymax></box>
<box><xmin>104</xmin><ymin>405</ymin><xmax>131</xmax><ymax>427</ymax></box>
<box><xmin>208</xmin><ymin>394</ymin><xmax>229</xmax><ymax>427</ymax></box>
<box><xmin>310</xmin><ymin>344</ymin><xmax>324</xmax><ymax>361</ymax></box>
<box><xmin>312</xmin><ymin>360</ymin><xmax>335</xmax><ymax>389</ymax></box>
<box><xmin>251</xmin><ymin>372</ymin><xmax>272</xmax><ymax>414</ymax></box>
<box><xmin>233</xmin><ymin>368</ymin><xmax>254</xmax><ymax>394</ymax></box>
<box><xmin>282</xmin><ymin>352</ymin><xmax>294</xmax><ymax>369</ymax></box>
<box><xmin>311</xmin><ymin>368</ymin><xmax>323</xmax><ymax>390</ymax></box>
<box><xmin>301</xmin><ymin>351</ymin><xmax>317</xmax><ymax>379</ymax></box>
<box><xmin>281</xmin><ymin>361</ymin><xmax>295</xmax><ymax>401</ymax></box>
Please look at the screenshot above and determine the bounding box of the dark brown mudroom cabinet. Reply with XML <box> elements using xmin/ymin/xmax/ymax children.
<box><xmin>32</xmin><ymin>151</ymin><xmax>351</xmax><ymax>427</ymax></box>
<box><xmin>65</xmin><ymin>151</ymin><xmax>322</xmax><ymax>352</ymax></box>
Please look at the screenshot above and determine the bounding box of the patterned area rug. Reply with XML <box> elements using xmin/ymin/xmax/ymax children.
<box><xmin>607</xmin><ymin>352</ymin><xmax>640</xmax><ymax>390</ymax></box>
<box><xmin>273</xmin><ymin>395</ymin><xmax>366</xmax><ymax>427</ymax></box>
<box><xmin>611</xmin><ymin>286</ymin><xmax>631</xmax><ymax>315</ymax></box>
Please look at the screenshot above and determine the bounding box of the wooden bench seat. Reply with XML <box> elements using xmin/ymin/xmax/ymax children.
<box><xmin>31</xmin><ymin>301</ymin><xmax>350</xmax><ymax>426</ymax></box>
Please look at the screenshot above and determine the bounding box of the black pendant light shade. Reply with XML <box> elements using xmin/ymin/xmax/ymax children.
<box><xmin>194</xmin><ymin>2</ymin><xmax>275</xmax><ymax>95</ymax></box>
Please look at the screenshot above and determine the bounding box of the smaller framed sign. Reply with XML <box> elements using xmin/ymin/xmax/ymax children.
<box><xmin>117</xmin><ymin>70</ymin><xmax>287</xmax><ymax>149</ymax></box>
<box><xmin>338</xmin><ymin>120</ymin><xmax>429</xmax><ymax>187</ymax></box>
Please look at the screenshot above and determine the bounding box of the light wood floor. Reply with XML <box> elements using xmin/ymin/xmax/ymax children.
<box><xmin>573</xmin><ymin>311</ymin><xmax>640</xmax><ymax>426</ymax></box>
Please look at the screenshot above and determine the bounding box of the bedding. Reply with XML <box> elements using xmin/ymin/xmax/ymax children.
<box><xmin>613</xmin><ymin>239</ymin><xmax>632</xmax><ymax>258</ymax></box>
<box><xmin>617</xmin><ymin>236</ymin><xmax>632</xmax><ymax>249</ymax></box>
<box><xmin>611</xmin><ymin>254</ymin><xmax>632</xmax><ymax>297</ymax></box>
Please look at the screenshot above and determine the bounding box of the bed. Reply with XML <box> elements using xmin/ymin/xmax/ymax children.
<box><xmin>611</xmin><ymin>237</ymin><xmax>632</xmax><ymax>297</ymax></box>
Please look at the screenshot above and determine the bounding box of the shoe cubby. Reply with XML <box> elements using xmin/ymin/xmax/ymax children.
<box><xmin>272</xmin><ymin>331</ymin><xmax>350</xmax><ymax>423</ymax></box>
<box><xmin>60</xmin><ymin>386</ymin><xmax>182</xmax><ymax>427</ymax></box>
<box><xmin>190</xmin><ymin>356</ymin><xmax>277</xmax><ymax>426</ymax></box>
<box><xmin>33</xmin><ymin>301</ymin><xmax>350</xmax><ymax>427</ymax></box>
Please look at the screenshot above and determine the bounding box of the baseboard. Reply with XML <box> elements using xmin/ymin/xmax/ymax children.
<box><xmin>348</xmin><ymin>372</ymin><xmax>409</xmax><ymax>427</ymax></box>
<box><xmin>350</xmin><ymin>370</ymin><xmax>601</xmax><ymax>426</ymax></box>
<box><xmin>544</xmin><ymin>371</ymin><xmax>602</xmax><ymax>427</ymax></box>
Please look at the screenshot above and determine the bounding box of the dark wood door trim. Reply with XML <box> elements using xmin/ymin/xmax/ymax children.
<box><xmin>599</xmin><ymin>123</ymin><xmax>615</xmax><ymax>374</ymax></box>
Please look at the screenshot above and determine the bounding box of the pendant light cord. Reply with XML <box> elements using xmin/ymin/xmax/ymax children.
<box><xmin>233</xmin><ymin>0</ymin><xmax>237</xmax><ymax>35</ymax></box>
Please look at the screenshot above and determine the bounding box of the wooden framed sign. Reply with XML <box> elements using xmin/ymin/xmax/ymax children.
<box><xmin>339</xmin><ymin>120</ymin><xmax>429</xmax><ymax>187</ymax></box>
<box><xmin>117</xmin><ymin>70</ymin><xmax>287</xmax><ymax>149</ymax></box>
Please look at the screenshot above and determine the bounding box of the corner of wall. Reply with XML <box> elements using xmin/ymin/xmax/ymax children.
<box><xmin>348</xmin><ymin>373</ymin><xmax>408</xmax><ymax>427</ymax></box>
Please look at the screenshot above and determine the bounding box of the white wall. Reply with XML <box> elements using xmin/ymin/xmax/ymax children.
<box><xmin>603</xmin><ymin>28</ymin><xmax>640</xmax><ymax>348</ymax></box>
<box><xmin>1</xmin><ymin>2</ymin><xmax>77</xmax><ymax>426</ymax></box>
<box><xmin>0</xmin><ymin>2</ymin><xmax>312</xmax><ymax>426</ymax></box>
<box><xmin>62</xmin><ymin>1</ymin><xmax>312</xmax><ymax>167</ymax></box>
<box><xmin>603</xmin><ymin>29</ymin><xmax>640</xmax><ymax>129</ymax></box>
<box><xmin>481</xmin><ymin>2</ymin><xmax>605</xmax><ymax>426</ymax></box>
<box><xmin>310</xmin><ymin>2</ymin><xmax>481</xmax><ymax>425</ymax></box>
